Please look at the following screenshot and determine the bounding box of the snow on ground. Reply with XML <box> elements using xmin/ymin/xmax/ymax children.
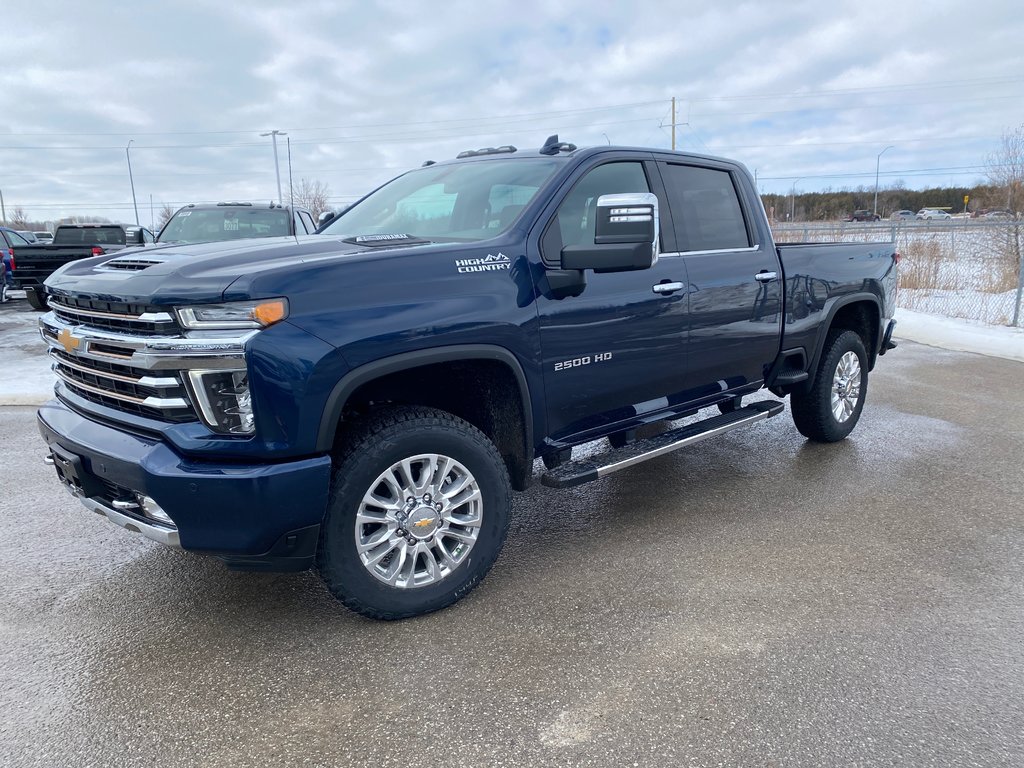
<box><xmin>1</xmin><ymin>297</ymin><xmax>1021</xmax><ymax>408</ymax></box>
<box><xmin>894</xmin><ymin>308</ymin><xmax>1024</xmax><ymax>363</ymax></box>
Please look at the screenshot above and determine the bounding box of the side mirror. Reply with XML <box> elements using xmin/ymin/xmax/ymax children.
<box><xmin>560</xmin><ymin>193</ymin><xmax>659</xmax><ymax>273</ymax></box>
<box><xmin>317</xmin><ymin>210</ymin><xmax>336</xmax><ymax>226</ymax></box>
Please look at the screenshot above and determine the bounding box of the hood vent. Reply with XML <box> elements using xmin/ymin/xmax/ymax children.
<box><xmin>101</xmin><ymin>256</ymin><xmax>168</xmax><ymax>271</ymax></box>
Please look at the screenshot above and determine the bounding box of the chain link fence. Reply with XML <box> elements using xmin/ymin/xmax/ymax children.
<box><xmin>771</xmin><ymin>220</ymin><xmax>1024</xmax><ymax>327</ymax></box>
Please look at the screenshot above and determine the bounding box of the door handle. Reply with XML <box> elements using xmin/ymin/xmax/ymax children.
<box><xmin>652</xmin><ymin>281</ymin><xmax>684</xmax><ymax>295</ymax></box>
<box><xmin>754</xmin><ymin>271</ymin><xmax>778</xmax><ymax>282</ymax></box>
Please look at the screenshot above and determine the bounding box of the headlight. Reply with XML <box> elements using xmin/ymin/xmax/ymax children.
<box><xmin>187</xmin><ymin>369</ymin><xmax>254</xmax><ymax>435</ymax></box>
<box><xmin>176</xmin><ymin>298</ymin><xmax>288</xmax><ymax>330</ymax></box>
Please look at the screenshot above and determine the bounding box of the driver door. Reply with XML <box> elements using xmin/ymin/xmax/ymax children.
<box><xmin>535</xmin><ymin>158</ymin><xmax>690</xmax><ymax>444</ymax></box>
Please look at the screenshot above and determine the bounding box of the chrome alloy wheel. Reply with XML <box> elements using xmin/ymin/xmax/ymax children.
<box><xmin>831</xmin><ymin>351</ymin><xmax>862</xmax><ymax>423</ymax></box>
<box><xmin>355</xmin><ymin>454</ymin><xmax>483</xmax><ymax>589</ymax></box>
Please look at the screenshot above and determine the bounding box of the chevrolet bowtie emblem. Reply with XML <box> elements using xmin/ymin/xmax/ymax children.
<box><xmin>57</xmin><ymin>328</ymin><xmax>81</xmax><ymax>354</ymax></box>
<box><xmin>413</xmin><ymin>518</ymin><xmax>436</xmax><ymax>529</ymax></box>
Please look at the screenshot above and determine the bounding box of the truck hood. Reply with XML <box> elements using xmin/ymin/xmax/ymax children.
<box><xmin>43</xmin><ymin>235</ymin><xmax>432</xmax><ymax>306</ymax></box>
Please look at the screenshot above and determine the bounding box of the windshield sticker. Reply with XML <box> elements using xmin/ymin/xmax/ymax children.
<box><xmin>178</xmin><ymin>211</ymin><xmax>191</xmax><ymax>217</ymax></box>
<box><xmin>456</xmin><ymin>253</ymin><xmax>510</xmax><ymax>273</ymax></box>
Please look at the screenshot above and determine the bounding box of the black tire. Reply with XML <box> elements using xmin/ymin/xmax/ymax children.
<box><xmin>790</xmin><ymin>329</ymin><xmax>868</xmax><ymax>442</ymax></box>
<box><xmin>316</xmin><ymin>406</ymin><xmax>511</xmax><ymax>620</ymax></box>
<box><xmin>26</xmin><ymin>287</ymin><xmax>47</xmax><ymax>311</ymax></box>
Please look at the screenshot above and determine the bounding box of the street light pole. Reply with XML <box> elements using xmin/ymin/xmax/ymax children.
<box><xmin>261</xmin><ymin>130</ymin><xmax>287</xmax><ymax>204</ymax></box>
<box><xmin>790</xmin><ymin>178</ymin><xmax>803</xmax><ymax>221</ymax></box>
<box><xmin>126</xmin><ymin>140</ymin><xmax>140</xmax><ymax>225</ymax></box>
<box><xmin>873</xmin><ymin>145</ymin><xmax>894</xmax><ymax>218</ymax></box>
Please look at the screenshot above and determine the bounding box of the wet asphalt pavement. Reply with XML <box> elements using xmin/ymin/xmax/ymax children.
<box><xmin>1</xmin><ymin>341</ymin><xmax>1022</xmax><ymax>767</ymax></box>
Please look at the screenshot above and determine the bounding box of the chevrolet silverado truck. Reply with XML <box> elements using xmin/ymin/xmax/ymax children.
<box><xmin>15</xmin><ymin>223</ymin><xmax>155</xmax><ymax>309</ymax></box>
<box><xmin>37</xmin><ymin>136</ymin><xmax>898</xmax><ymax>619</ymax></box>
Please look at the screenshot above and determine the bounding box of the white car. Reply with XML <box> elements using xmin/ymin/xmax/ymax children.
<box><xmin>33</xmin><ymin>231</ymin><xmax>54</xmax><ymax>243</ymax></box>
<box><xmin>916</xmin><ymin>209</ymin><xmax>952</xmax><ymax>220</ymax></box>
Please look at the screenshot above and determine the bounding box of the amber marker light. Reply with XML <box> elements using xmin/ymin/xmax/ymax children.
<box><xmin>253</xmin><ymin>298</ymin><xmax>288</xmax><ymax>326</ymax></box>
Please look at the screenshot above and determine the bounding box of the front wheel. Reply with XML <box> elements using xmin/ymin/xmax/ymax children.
<box><xmin>790</xmin><ymin>329</ymin><xmax>868</xmax><ymax>442</ymax></box>
<box><xmin>317</xmin><ymin>406</ymin><xmax>511</xmax><ymax>620</ymax></box>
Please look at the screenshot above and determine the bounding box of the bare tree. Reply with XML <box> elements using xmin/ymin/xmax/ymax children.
<box><xmin>291</xmin><ymin>178</ymin><xmax>331</xmax><ymax>219</ymax></box>
<box><xmin>9</xmin><ymin>206</ymin><xmax>29</xmax><ymax>228</ymax></box>
<box><xmin>987</xmin><ymin>124</ymin><xmax>1024</xmax><ymax>215</ymax></box>
<box><xmin>157</xmin><ymin>203</ymin><xmax>177</xmax><ymax>229</ymax></box>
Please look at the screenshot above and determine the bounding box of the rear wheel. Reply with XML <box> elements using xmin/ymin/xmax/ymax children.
<box><xmin>790</xmin><ymin>329</ymin><xmax>868</xmax><ymax>442</ymax></box>
<box><xmin>317</xmin><ymin>406</ymin><xmax>511</xmax><ymax>620</ymax></box>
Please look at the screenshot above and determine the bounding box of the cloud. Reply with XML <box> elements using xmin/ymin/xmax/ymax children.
<box><xmin>0</xmin><ymin>0</ymin><xmax>1021</xmax><ymax>222</ymax></box>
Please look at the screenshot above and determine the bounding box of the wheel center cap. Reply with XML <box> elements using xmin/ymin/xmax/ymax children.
<box><xmin>407</xmin><ymin>506</ymin><xmax>440</xmax><ymax>540</ymax></box>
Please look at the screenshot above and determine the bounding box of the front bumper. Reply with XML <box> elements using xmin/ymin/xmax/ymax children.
<box><xmin>37</xmin><ymin>398</ymin><xmax>332</xmax><ymax>571</ymax></box>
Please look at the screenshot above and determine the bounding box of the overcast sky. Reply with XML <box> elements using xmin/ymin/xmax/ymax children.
<box><xmin>1</xmin><ymin>0</ymin><xmax>1022</xmax><ymax>226</ymax></box>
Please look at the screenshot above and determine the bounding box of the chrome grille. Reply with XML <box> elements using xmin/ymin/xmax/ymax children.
<box><xmin>48</xmin><ymin>295</ymin><xmax>179</xmax><ymax>336</ymax></box>
<box><xmin>40</xmin><ymin>299</ymin><xmax>255</xmax><ymax>428</ymax></box>
<box><xmin>49</xmin><ymin>348</ymin><xmax>195</xmax><ymax>422</ymax></box>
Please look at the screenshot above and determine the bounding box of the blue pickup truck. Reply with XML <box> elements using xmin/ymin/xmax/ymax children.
<box><xmin>37</xmin><ymin>137</ymin><xmax>898</xmax><ymax>619</ymax></box>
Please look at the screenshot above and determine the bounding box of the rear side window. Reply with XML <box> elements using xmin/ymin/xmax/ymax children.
<box><xmin>299</xmin><ymin>211</ymin><xmax>315</xmax><ymax>233</ymax></box>
<box><xmin>661</xmin><ymin>164</ymin><xmax>750</xmax><ymax>252</ymax></box>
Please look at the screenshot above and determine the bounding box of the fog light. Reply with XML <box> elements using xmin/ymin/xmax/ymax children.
<box><xmin>137</xmin><ymin>495</ymin><xmax>176</xmax><ymax>528</ymax></box>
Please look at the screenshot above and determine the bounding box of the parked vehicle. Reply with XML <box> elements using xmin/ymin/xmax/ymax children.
<box><xmin>17</xmin><ymin>231</ymin><xmax>39</xmax><ymax>243</ymax></box>
<box><xmin>983</xmin><ymin>210</ymin><xmax>1015</xmax><ymax>219</ymax></box>
<box><xmin>12</xmin><ymin>223</ymin><xmax>155</xmax><ymax>309</ymax></box>
<box><xmin>33</xmin><ymin>231</ymin><xmax>54</xmax><ymax>243</ymax></box>
<box><xmin>157</xmin><ymin>202</ymin><xmax>317</xmax><ymax>244</ymax></box>
<box><xmin>37</xmin><ymin>137</ymin><xmax>899</xmax><ymax>619</ymax></box>
<box><xmin>0</xmin><ymin>248</ymin><xmax>7</xmax><ymax>303</ymax></box>
<box><xmin>846</xmin><ymin>209</ymin><xmax>880</xmax><ymax>222</ymax></box>
<box><xmin>916</xmin><ymin>208</ymin><xmax>952</xmax><ymax>220</ymax></box>
<box><xmin>889</xmin><ymin>210</ymin><xmax>915</xmax><ymax>220</ymax></box>
<box><xmin>1</xmin><ymin>226</ymin><xmax>32</xmax><ymax>301</ymax></box>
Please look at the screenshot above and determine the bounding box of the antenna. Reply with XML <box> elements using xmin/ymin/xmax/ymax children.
<box><xmin>287</xmin><ymin>136</ymin><xmax>295</xmax><ymax>233</ymax></box>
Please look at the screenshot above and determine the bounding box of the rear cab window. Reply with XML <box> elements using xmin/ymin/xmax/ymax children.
<box><xmin>659</xmin><ymin>164</ymin><xmax>751</xmax><ymax>252</ymax></box>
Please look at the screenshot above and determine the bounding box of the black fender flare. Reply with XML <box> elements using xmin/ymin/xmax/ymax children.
<box><xmin>315</xmin><ymin>344</ymin><xmax>534</xmax><ymax>454</ymax></box>
<box><xmin>804</xmin><ymin>293</ymin><xmax>882</xmax><ymax>384</ymax></box>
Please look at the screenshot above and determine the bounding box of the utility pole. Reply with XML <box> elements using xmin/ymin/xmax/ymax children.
<box><xmin>126</xmin><ymin>140</ymin><xmax>140</xmax><ymax>225</ymax></box>
<box><xmin>261</xmin><ymin>130</ymin><xmax>287</xmax><ymax>204</ymax></box>
<box><xmin>150</xmin><ymin>194</ymin><xmax>155</xmax><ymax>232</ymax></box>
<box><xmin>790</xmin><ymin>178</ymin><xmax>803</xmax><ymax>221</ymax></box>
<box><xmin>671</xmin><ymin>97</ymin><xmax>676</xmax><ymax>151</ymax></box>
<box><xmin>0</xmin><ymin>188</ymin><xmax>6</xmax><ymax>224</ymax></box>
<box><xmin>873</xmin><ymin>145</ymin><xmax>894</xmax><ymax>217</ymax></box>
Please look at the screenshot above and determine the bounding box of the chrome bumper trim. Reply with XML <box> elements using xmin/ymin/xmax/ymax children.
<box><xmin>78</xmin><ymin>494</ymin><xmax>182</xmax><ymax>548</ymax></box>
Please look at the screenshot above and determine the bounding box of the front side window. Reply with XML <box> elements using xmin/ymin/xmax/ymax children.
<box><xmin>661</xmin><ymin>164</ymin><xmax>750</xmax><ymax>252</ymax></box>
<box><xmin>320</xmin><ymin>158</ymin><xmax>562</xmax><ymax>243</ymax></box>
<box><xmin>554</xmin><ymin>162</ymin><xmax>651</xmax><ymax>248</ymax></box>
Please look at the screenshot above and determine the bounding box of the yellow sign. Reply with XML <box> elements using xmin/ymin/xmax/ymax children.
<box><xmin>964</xmin><ymin>195</ymin><xmax>969</xmax><ymax>204</ymax></box>
<box><xmin>57</xmin><ymin>328</ymin><xmax>81</xmax><ymax>354</ymax></box>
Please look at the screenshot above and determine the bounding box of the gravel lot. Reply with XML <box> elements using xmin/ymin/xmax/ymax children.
<box><xmin>1</xmin><ymin>331</ymin><xmax>1022</xmax><ymax>766</ymax></box>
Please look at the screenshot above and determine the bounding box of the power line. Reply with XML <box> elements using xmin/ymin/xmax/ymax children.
<box><xmin>0</xmin><ymin>100</ymin><xmax>665</xmax><ymax>138</ymax></box>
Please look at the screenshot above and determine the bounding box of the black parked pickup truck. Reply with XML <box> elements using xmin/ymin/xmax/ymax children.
<box><xmin>15</xmin><ymin>223</ymin><xmax>155</xmax><ymax>309</ymax></box>
<box><xmin>37</xmin><ymin>137</ymin><xmax>899</xmax><ymax>619</ymax></box>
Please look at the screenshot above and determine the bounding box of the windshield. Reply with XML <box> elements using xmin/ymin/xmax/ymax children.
<box><xmin>159</xmin><ymin>207</ymin><xmax>292</xmax><ymax>243</ymax></box>
<box><xmin>321</xmin><ymin>158</ymin><xmax>563</xmax><ymax>242</ymax></box>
